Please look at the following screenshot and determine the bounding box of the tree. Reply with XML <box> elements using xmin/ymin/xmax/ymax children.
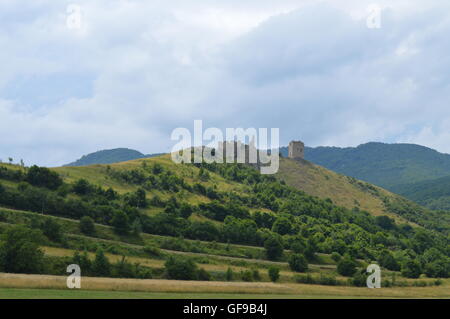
<box><xmin>375</xmin><ymin>215</ymin><xmax>395</xmax><ymax>230</ymax></box>
<box><xmin>72</xmin><ymin>251</ymin><xmax>92</xmax><ymax>275</ymax></box>
<box><xmin>135</xmin><ymin>188</ymin><xmax>147</xmax><ymax>208</ymax></box>
<box><xmin>92</xmin><ymin>249</ymin><xmax>111</xmax><ymax>277</ymax></box>
<box><xmin>164</xmin><ymin>256</ymin><xmax>198</xmax><ymax>280</ymax></box>
<box><xmin>379</xmin><ymin>250</ymin><xmax>400</xmax><ymax>271</ymax></box>
<box><xmin>271</xmin><ymin>217</ymin><xmax>293</xmax><ymax>235</ymax></box>
<box><xmin>26</xmin><ymin>165</ymin><xmax>63</xmax><ymax>190</ymax></box>
<box><xmin>72</xmin><ymin>179</ymin><xmax>92</xmax><ymax>195</ymax></box>
<box><xmin>79</xmin><ymin>216</ymin><xmax>96</xmax><ymax>235</ymax></box>
<box><xmin>226</xmin><ymin>267</ymin><xmax>234</xmax><ymax>281</ymax></box>
<box><xmin>0</xmin><ymin>226</ymin><xmax>45</xmax><ymax>274</ymax></box>
<box><xmin>268</xmin><ymin>266</ymin><xmax>280</xmax><ymax>282</ymax></box>
<box><xmin>131</xmin><ymin>218</ymin><xmax>142</xmax><ymax>237</ymax></box>
<box><xmin>264</xmin><ymin>235</ymin><xmax>284</xmax><ymax>261</ymax></box>
<box><xmin>197</xmin><ymin>268</ymin><xmax>211</xmax><ymax>281</ymax></box>
<box><xmin>401</xmin><ymin>259</ymin><xmax>422</xmax><ymax>279</ymax></box>
<box><xmin>331</xmin><ymin>252</ymin><xmax>342</xmax><ymax>263</ymax></box>
<box><xmin>337</xmin><ymin>256</ymin><xmax>358</xmax><ymax>277</ymax></box>
<box><xmin>112</xmin><ymin>211</ymin><xmax>130</xmax><ymax>235</ymax></box>
<box><xmin>41</xmin><ymin>218</ymin><xmax>64</xmax><ymax>243</ymax></box>
<box><xmin>179</xmin><ymin>203</ymin><xmax>194</xmax><ymax>219</ymax></box>
<box><xmin>288</xmin><ymin>253</ymin><xmax>308</xmax><ymax>272</ymax></box>
<box><xmin>424</xmin><ymin>259</ymin><xmax>450</xmax><ymax>278</ymax></box>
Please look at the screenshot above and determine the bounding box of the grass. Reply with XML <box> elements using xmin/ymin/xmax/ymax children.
<box><xmin>0</xmin><ymin>274</ymin><xmax>448</xmax><ymax>299</ymax></box>
<box><xmin>276</xmin><ymin>158</ymin><xmax>415</xmax><ymax>224</ymax></box>
<box><xmin>53</xmin><ymin>155</ymin><xmax>248</xmax><ymax>207</ymax></box>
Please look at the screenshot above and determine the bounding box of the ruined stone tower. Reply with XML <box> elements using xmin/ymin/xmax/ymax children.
<box><xmin>288</xmin><ymin>140</ymin><xmax>304</xmax><ymax>159</ymax></box>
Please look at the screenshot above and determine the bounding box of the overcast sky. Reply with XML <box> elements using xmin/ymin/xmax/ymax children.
<box><xmin>1</xmin><ymin>0</ymin><xmax>450</xmax><ymax>166</ymax></box>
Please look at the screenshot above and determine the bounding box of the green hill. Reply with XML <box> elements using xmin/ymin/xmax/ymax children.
<box><xmin>276</xmin><ymin>157</ymin><xmax>450</xmax><ymax>231</ymax></box>
<box><xmin>391</xmin><ymin>176</ymin><xmax>450</xmax><ymax>210</ymax></box>
<box><xmin>0</xmin><ymin>154</ymin><xmax>449</xmax><ymax>290</ymax></box>
<box><xmin>65</xmin><ymin>148</ymin><xmax>163</xmax><ymax>166</ymax></box>
<box><xmin>281</xmin><ymin>142</ymin><xmax>450</xmax><ymax>190</ymax></box>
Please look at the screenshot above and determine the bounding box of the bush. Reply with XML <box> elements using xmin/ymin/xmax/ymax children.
<box><xmin>79</xmin><ymin>216</ymin><xmax>96</xmax><ymax>235</ymax></box>
<box><xmin>379</xmin><ymin>250</ymin><xmax>400</xmax><ymax>271</ymax></box>
<box><xmin>424</xmin><ymin>259</ymin><xmax>450</xmax><ymax>278</ymax></box>
<box><xmin>288</xmin><ymin>253</ymin><xmax>308</xmax><ymax>272</ymax></box>
<box><xmin>252</xmin><ymin>268</ymin><xmax>261</xmax><ymax>281</ymax></box>
<box><xmin>337</xmin><ymin>256</ymin><xmax>358</xmax><ymax>277</ymax></box>
<box><xmin>294</xmin><ymin>274</ymin><xmax>314</xmax><ymax>284</ymax></box>
<box><xmin>72</xmin><ymin>251</ymin><xmax>92</xmax><ymax>275</ymax></box>
<box><xmin>41</xmin><ymin>218</ymin><xmax>64</xmax><ymax>243</ymax></box>
<box><xmin>111</xmin><ymin>211</ymin><xmax>130</xmax><ymax>235</ymax></box>
<box><xmin>317</xmin><ymin>273</ymin><xmax>338</xmax><ymax>286</ymax></box>
<box><xmin>240</xmin><ymin>270</ymin><xmax>253</xmax><ymax>282</ymax></box>
<box><xmin>72</xmin><ymin>179</ymin><xmax>92</xmax><ymax>195</ymax></box>
<box><xmin>26</xmin><ymin>165</ymin><xmax>63</xmax><ymax>190</ymax></box>
<box><xmin>143</xmin><ymin>244</ymin><xmax>162</xmax><ymax>258</ymax></box>
<box><xmin>331</xmin><ymin>252</ymin><xmax>342</xmax><ymax>263</ymax></box>
<box><xmin>268</xmin><ymin>266</ymin><xmax>280</xmax><ymax>282</ymax></box>
<box><xmin>350</xmin><ymin>271</ymin><xmax>367</xmax><ymax>287</ymax></box>
<box><xmin>401</xmin><ymin>260</ymin><xmax>422</xmax><ymax>279</ymax></box>
<box><xmin>92</xmin><ymin>249</ymin><xmax>111</xmax><ymax>277</ymax></box>
<box><xmin>197</xmin><ymin>268</ymin><xmax>211</xmax><ymax>281</ymax></box>
<box><xmin>0</xmin><ymin>226</ymin><xmax>45</xmax><ymax>274</ymax></box>
<box><xmin>264</xmin><ymin>236</ymin><xmax>283</xmax><ymax>261</ymax></box>
<box><xmin>165</xmin><ymin>256</ymin><xmax>198</xmax><ymax>280</ymax></box>
<box><xmin>226</xmin><ymin>267</ymin><xmax>234</xmax><ymax>281</ymax></box>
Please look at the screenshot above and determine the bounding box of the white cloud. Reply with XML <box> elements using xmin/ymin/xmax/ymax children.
<box><xmin>2</xmin><ymin>0</ymin><xmax>450</xmax><ymax>166</ymax></box>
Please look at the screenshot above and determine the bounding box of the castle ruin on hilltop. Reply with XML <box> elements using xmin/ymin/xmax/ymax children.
<box><xmin>288</xmin><ymin>140</ymin><xmax>304</xmax><ymax>159</ymax></box>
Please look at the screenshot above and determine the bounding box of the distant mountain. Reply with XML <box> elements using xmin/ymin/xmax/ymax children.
<box><xmin>281</xmin><ymin>142</ymin><xmax>450</xmax><ymax>191</ymax></box>
<box><xmin>391</xmin><ymin>176</ymin><xmax>450</xmax><ymax>211</ymax></box>
<box><xmin>65</xmin><ymin>148</ymin><xmax>164</xmax><ymax>166</ymax></box>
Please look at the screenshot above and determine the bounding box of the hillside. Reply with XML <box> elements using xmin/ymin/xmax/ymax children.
<box><xmin>275</xmin><ymin>157</ymin><xmax>450</xmax><ymax>231</ymax></box>
<box><xmin>391</xmin><ymin>176</ymin><xmax>450</xmax><ymax>211</ymax></box>
<box><xmin>276</xmin><ymin>157</ymin><xmax>407</xmax><ymax>222</ymax></box>
<box><xmin>280</xmin><ymin>142</ymin><xmax>450</xmax><ymax>190</ymax></box>
<box><xmin>65</xmin><ymin>148</ymin><xmax>163</xmax><ymax>166</ymax></box>
<box><xmin>0</xmin><ymin>155</ymin><xmax>449</xmax><ymax>295</ymax></box>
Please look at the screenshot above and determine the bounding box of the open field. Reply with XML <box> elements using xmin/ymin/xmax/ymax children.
<box><xmin>0</xmin><ymin>273</ymin><xmax>449</xmax><ymax>299</ymax></box>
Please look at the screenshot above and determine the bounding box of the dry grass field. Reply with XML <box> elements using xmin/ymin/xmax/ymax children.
<box><xmin>0</xmin><ymin>273</ymin><xmax>448</xmax><ymax>299</ymax></box>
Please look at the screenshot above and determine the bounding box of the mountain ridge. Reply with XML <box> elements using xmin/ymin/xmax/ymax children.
<box><xmin>280</xmin><ymin>141</ymin><xmax>450</xmax><ymax>188</ymax></box>
<box><xmin>65</xmin><ymin>148</ymin><xmax>163</xmax><ymax>167</ymax></box>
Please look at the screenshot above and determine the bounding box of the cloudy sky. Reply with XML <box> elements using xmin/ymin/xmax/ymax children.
<box><xmin>1</xmin><ymin>0</ymin><xmax>450</xmax><ymax>166</ymax></box>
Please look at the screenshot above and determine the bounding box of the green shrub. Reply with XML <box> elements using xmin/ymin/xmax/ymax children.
<box><xmin>226</xmin><ymin>267</ymin><xmax>234</xmax><ymax>281</ymax></box>
<box><xmin>252</xmin><ymin>268</ymin><xmax>261</xmax><ymax>281</ymax></box>
<box><xmin>79</xmin><ymin>216</ymin><xmax>96</xmax><ymax>235</ymax></box>
<box><xmin>164</xmin><ymin>256</ymin><xmax>198</xmax><ymax>280</ymax></box>
<box><xmin>143</xmin><ymin>244</ymin><xmax>162</xmax><ymax>258</ymax></box>
<box><xmin>401</xmin><ymin>259</ymin><xmax>422</xmax><ymax>279</ymax></box>
<box><xmin>350</xmin><ymin>271</ymin><xmax>367</xmax><ymax>287</ymax></box>
<box><xmin>331</xmin><ymin>252</ymin><xmax>342</xmax><ymax>263</ymax></box>
<box><xmin>92</xmin><ymin>249</ymin><xmax>111</xmax><ymax>277</ymax></box>
<box><xmin>240</xmin><ymin>270</ymin><xmax>253</xmax><ymax>282</ymax></box>
<box><xmin>197</xmin><ymin>268</ymin><xmax>211</xmax><ymax>281</ymax></box>
<box><xmin>0</xmin><ymin>225</ymin><xmax>45</xmax><ymax>274</ymax></box>
<box><xmin>264</xmin><ymin>236</ymin><xmax>283</xmax><ymax>261</ymax></box>
<box><xmin>294</xmin><ymin>274</ymin><xmax>314</xmax><ymax>284</ymax></box>
<box><xmin>288</xmin><ymin>253</ymin><xmax>308</xmax><ymax>272</ymax></box>
<box><xmin>268</xmin><ymin>266</ymin><xmax>280</xmax><ymax>282</ymax></box>
<box><xmin>337</xmin><ymin>256</ymin><xmax>358</xmax><ymax>277</ymax></box>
